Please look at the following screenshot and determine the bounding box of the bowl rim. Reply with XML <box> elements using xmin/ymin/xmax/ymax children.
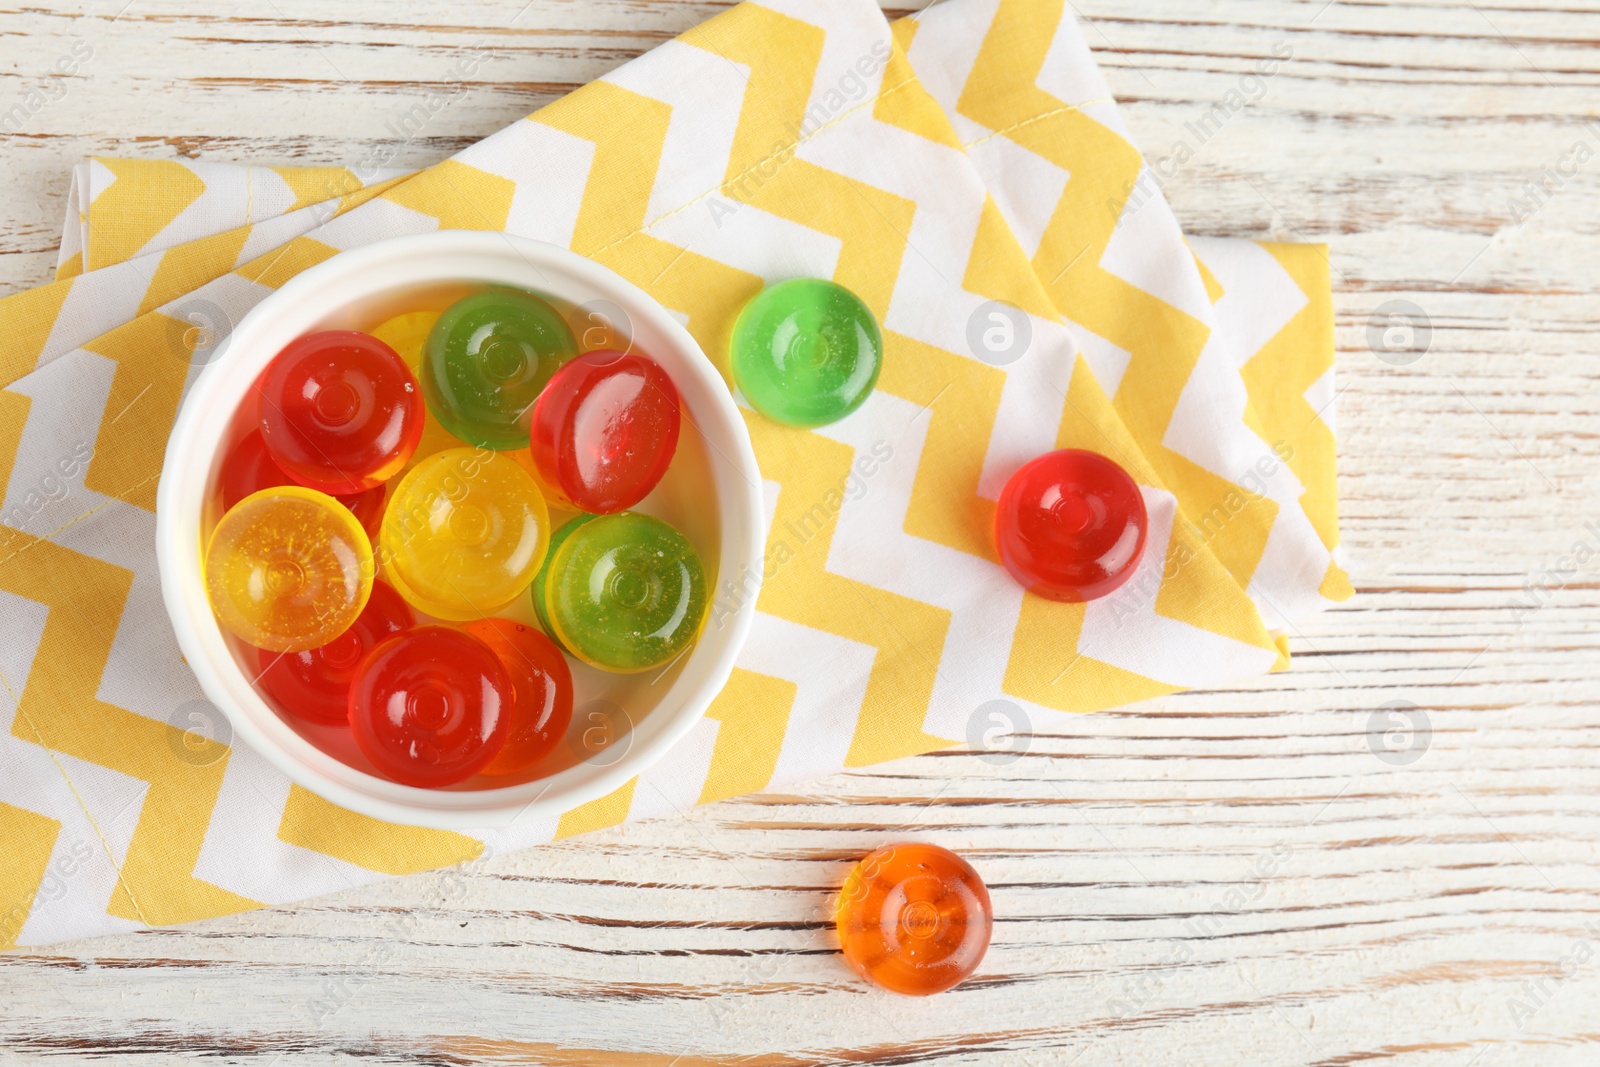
<box><xmin>155</xmin><ymin>230</ymin><xmax>764</xmax><ymax>831</ymax></box>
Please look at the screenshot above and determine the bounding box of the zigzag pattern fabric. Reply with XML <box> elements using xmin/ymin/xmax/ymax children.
<box><xmin>0</xmin><ymin>0</ymin><xmax>1349</xmax><ymax>948</ymax></box>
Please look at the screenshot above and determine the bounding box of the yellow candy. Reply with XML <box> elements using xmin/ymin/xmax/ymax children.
<box><xmin>370</xmin><ymin>311</ymin><xmax>438</xmax><ymax>373</ymax></box>
<box><xmin>380</xmin><ymin>447</ymin><xmax>551</xmax><ymax>621</ymax></box>
<box><xmin>204</xmin><ymin>486</ymin><xmax>375</xmax><ymax>653</ymax></box>
<box><xmin>370</xmin><ymin>311</ymin><xmax>465</xmax><ymax>473</ymax></box>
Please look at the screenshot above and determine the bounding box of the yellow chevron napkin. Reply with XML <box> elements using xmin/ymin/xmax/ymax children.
<box><xmin>0</xmin><ymin>0</ymin><xmax>1349</xmax><ymax>948</ymax></box>
<box><xmin>54</xmin><ymin>159</ymin><xmax>410</xmax><ymax>281</ymax></box>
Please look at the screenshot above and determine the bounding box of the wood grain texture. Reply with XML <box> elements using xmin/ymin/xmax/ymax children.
<box><xmin>3</xmin><ymin>0</ymin><xmax>1600</xmax><ymax>1063</ymax></box>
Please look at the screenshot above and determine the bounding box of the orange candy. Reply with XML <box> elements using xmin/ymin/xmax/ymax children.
<box><xmin>461</xmin><ymin>617</ymin><xmax>574</xmax><ymax>777</ymax></box>
<box><xmin>834</xmin><ymin>843</ymin><xmax>991</xmax><ymax>995</ymax></box>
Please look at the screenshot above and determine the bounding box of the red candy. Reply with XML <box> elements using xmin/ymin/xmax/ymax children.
<box><xmin>527</xmin><ymin>350</ymin><xmax>680</xmax><ymax>513</ymax></box>
<box><xmin>219</xmin><ymin>429</ymin><xmax>386</xmax><ymax>539</ymax></box>
<box><xmin>994</xmin><ymin>448</ymin><xmax>1147</xmax><ymax>602</ymax></box>
<box><xmin>256</xmin><ymin>580</ymin><xmax>414</xmax><ymax>726</ymax></box>
<box><xmin>349</xmin><ymin>626</ymin><xmax>511</xmax><ymax>787</ymax></box>
<box><xmin>462</xmin><ymin>618</ymin><xmax>573</xmax><ymax>777</ymax></box>
<box><xmin>259</xmin><ymin>330</ymin><xmax>423</xmax><ymax>495</ymax></box>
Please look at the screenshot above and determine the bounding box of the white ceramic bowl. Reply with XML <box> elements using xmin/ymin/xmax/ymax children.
<box><xmin>156</xmin><ymin>231</ymin><xmax>764</xmax><ymax>830</ymax></box>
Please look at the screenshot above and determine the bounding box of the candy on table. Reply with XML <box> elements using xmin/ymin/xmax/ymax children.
<box><xmin>834</xmin><ymin>842</ymin><xmax>992</xmax><ymax>996</ymax></box>
<box><xmin>422</xmin><ymin>289</ymin><xmax>578</xmax><ymax>450</ymax></box>
<box><xmin>527</xmin><ymin>350</ymin><xmax>681</xmax><ymax>513</ymax></box>
<box><xmin>259</xmin><ymin>330</ymin><xmax>424</xmax><ymax>494</ymax></box>
<box><xmin>205</xmin><ymin>486</ymin><xmax>375</xmax><ymax>653</ymax></box>
<box><xmin>540</xmin><ymin>511</ymin><xmax>707</xmax><ymax>673</ymax></box>
<box><xmin>730</xmin><ymin>277</ymin><xmax>882</xmax><ymax>427</ymax></box>
<box><xmin>368</xmin><ymin>311</ymin><xmax>468</xmax><ymax>471</ymax></box>
<box><xmin>219</xmin><ymin>428</ymin><xmax>386</xmax><ymax>539</ymax></box>
<box><xmin>379</xmin><ymin>447</ymin><xmax>551</xmax><ymax>621</ymax></box>
<box><xmin>529</xmin><ymin>513</ymin><xmax>596</xmax><ymax>655</ymax></box>
<box><xmin>348</xmin><ymin>625</ymin><xmax>511</xmax><ymax>788</ymax></box>
<box><xmin>257</xmin><ymin>579</ymin><xmax>414</xmax><ymax>726</ymax></box>
<box><xmin>461</xmin><ymin>617</ymin><xmax>573</xmax><ymax>777</ymax></box>
<box><xmin>993</xmin><ymin>448</ymin><xmax>1148</xmax><ymax>602</ymax></box>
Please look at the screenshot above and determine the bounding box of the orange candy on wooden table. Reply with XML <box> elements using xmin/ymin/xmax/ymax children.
<box><xmin>834</xmin><ymin>842</ymin><xmax>992</xmax><ymax>995</ymax></box>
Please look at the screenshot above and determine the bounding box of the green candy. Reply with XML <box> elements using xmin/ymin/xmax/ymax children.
<box><xmin>531</xmin><ymin>512</ymin><xmax>599</xmax><ymax>654</ymax></box>
<box><xmin>730</xmin><ymin>277</ymin><xmax>882</xmax><ymax>427</ymax></box>
<box><xmin>542</xmin><ymin>512</ymin><xmax>707</xmax><ymax>674</ymax></box>
<box><xmin>423</xmin><ymin>289</ymin><xmax>578</xmax><ymax>450</ymax></box>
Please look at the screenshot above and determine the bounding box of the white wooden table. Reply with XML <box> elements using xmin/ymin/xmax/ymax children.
<box><xmin>4</xmin><ymin>1</ymin><xmax>1600</xmax><ymax>1063</ymax></box>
